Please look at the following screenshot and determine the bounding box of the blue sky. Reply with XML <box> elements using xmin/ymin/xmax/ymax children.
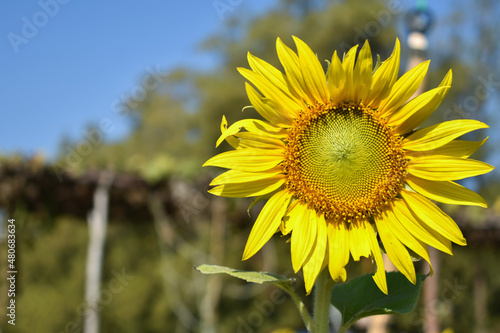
<box><xmin>1</xmin><ymin>0</ymin><xmax>495</xmax><ymax>163</ymax></box>
<box><xmin>1</xmin><ymin>0</ymin><xmax>278</xmax><ymax>158</ymax></box>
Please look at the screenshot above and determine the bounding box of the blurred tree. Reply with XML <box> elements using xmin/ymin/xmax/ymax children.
<box><xmin>16</xmin><ymin>0</ymin><xmax>499</xmax><ymax>332</ymax></box>
<box><xmin>44</xmin><ymin>2</ymin><xmax>400</xmax><ymax>332</ymax></box>
<box><xmin>57</xmin><ymin>0</ymin><xmax>398</xmax><ymax>182</ymax></box>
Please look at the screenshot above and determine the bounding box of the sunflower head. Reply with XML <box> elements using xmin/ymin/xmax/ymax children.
<box><xmin>283</xmin><ymin>101</ymin><xmax>408</xmax><ymax>222</ymax></box>
<box><xmin>204</xmin><ymin>37</ymin><xmax>494</xmax><ymax>294</ymax></box>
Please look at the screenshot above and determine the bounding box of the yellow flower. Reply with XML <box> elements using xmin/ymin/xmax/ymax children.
<box><xmin>204</xmin><ymin>37</ymin><xmax>494</xmax><ymax>294</ymax></box>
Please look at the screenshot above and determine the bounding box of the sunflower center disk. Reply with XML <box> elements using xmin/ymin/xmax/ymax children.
<box><xmin>284</xmin><ymin>103</ymin><xmax>407</xmax><ymax>222</ymax></box>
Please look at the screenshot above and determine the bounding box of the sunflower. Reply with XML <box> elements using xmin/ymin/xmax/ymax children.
<box><xmin>203</xmin><ymin>37</ymin><xmax>494</xmax><ymax>294</ymax></box>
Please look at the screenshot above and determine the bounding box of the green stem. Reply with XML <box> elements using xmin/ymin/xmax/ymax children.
<box><xmin>313</xmin><ymin>269</ymin><xmax>335</xmax><ymax>333</ymax></box>
<box><xmin>337</xmin><ymin>326</ymin><xmax>348</xmax><ymax>333</ymax></box>
<box><xmin>279</xmin><ymin>284</ymin><xmax>313</xmax><ymax>331</ymax></box>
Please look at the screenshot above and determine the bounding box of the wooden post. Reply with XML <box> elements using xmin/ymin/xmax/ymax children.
<box><xmin>199</xmin><ymin>197</ymin><xmax>226</xmax><ymax>333</ymax></box>
<box><xmin>424</xmin><ymin>247</ymin><xmax>440</xmax><ymax>333</ymax></box>
<box><xmin>474</xmin><ymin>261</ymin><xmax>487</xmax><ymax>333</ymax></box>
<box><xmin>366</xmin><ymin>256</ymin><xmax>396</xmax><ymax>333</ymax></box>
<box><xmin>84</xmin><ymin>172</ymin><xmax>114</xmax><ymax>333</ymax></box>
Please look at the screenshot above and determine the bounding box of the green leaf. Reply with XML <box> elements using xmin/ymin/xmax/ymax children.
<box><xmin>197</xmin><ymin>264</ymin><xmax>314</xmax><ymax>330</ymax></box>
<box><xmin>196</xmin><ymin>264</ymin><xmax>295</xmax><ymax>288</ymax></box>
<box><xmin>331</xmin><ymin>271</ymin><xmax>427</xmax><ymax>330</ymax></box>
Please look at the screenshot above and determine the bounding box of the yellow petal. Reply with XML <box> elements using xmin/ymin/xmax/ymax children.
<box><xmin>302</xmin><ymin>212</ymin><xmax>328</xmax><ymax>294</ymax></box>
<box><xmin>392</xmin><ymin>199</ymin><xmax>453</xmax><ymax>255</ymax></box>
<box><xmin>235</xmin><ymin>132</ymin><xmax>286</xmax><ymax>149</ymax></box>
<box><xmin>282</xmin><ymin>200</ymin><xmax>301</xmax><ymax>235</ymax></box>
<box><xmin>216</xmin><ymin>117</ymin><xmax>285</xmax><ymax>147</ymax></box>
<box><xmin>209</xmin><ymin>178</ymin><xmax>285</xmax><ymax>198</ymax></box>
<box><xmin>365</xmin><ymin>39</ymin><xmax>400</xmax><ymax>107</ymax></box>
<box><xmin>366</xmin><ymin>221</ymin><xmax>387</xmax><ymax>294</ymax></box>
<box><xmin>379</xmin><ymin>60</ymin><xmax>430</xmax><ymax>118</ymax></box>
<box><xmin>203</xmin><ymin>148</ymin><xmax>283</xmax><ymax>172</ymax></box>
<box><xmin>238</xmin><ymin>67</ymin><xmax>303</xmax><ymax>114</ymax></box>
<box><xmin>341</xmin><ymin>44</ymin><xmax>359</xmax><ymax>102</ymax></box>
<box><xmin>293</xmin><ymin>36</ymin><xmax>330</xmax><ymax>104</ymax></box>
<box><xmin>406</xmin><ymin>175</ymin><xmax>487</xmax><ymax>208</ymax></box>
<box><xmin>291</xmin><ymin>204</ymin><xmax>317</xmax><ymax>272</ymax></box>
<box><xmin>408</xmin><ymin>156</ymin><xmax>494</xmax><ymax>181</ymax></box>
<box><xmin>219</xmin><ymin>115</ymin><xmax>240</xmax><ymax>149</ymax></box>
<box><xmin>276</xmin><ymin>37</ymin><xmax>313</xmax><ymax>104</ymax></box>
<box><xmin>210</xmin><ymin>168</ymin><xmax>282</xmax><ymax>185</ymax></box>
<box><xmin>326</xmin><ymin>50</ymin><xmax>346</xmax><ymax>102</ymax></box>
<box><xmin>390</xmin><ymin>70</ymin><xmax>452</xmax><ymax>133</ymax></box>
<box><xmin>239</xmin><ymin>119</ymin><xmax>287</xmax><ymax>138</ymax></box>
<box><xmin>349</xmin><ymin>220</ymin><xmax>371</xmax><ymax>261</ymax></box>
<box><xmin>403</xmin><ymin>119</ymin><xmax>489</xmax><ymax>151</ymax></box>
<box><xmin>400</xmin><ymin>189</ymin><xmax>466</xmax><ymax>246</ymax></box>
<box><xmin>247</xmin><ymin>52</ymin><xmax>289</xmax><ymax>95</ymax></box>
<box><xmin>383</xmin><ymin>207</ymin><xmax>433</xmax><ymax>274</ymax></box>
<box><xmin>245</xmin><ymin>83</ymin><xmax>295</xmax><ymax>125</ymax></box>
<box><xmin>375</xmin><ymin>213</ymin><xmax>417</xmax><ymax>284</ymax></box>
<box><xmin>328</xmin><ymin>221</ymin><xmax>349</xmax><ymax>282</ymax></box>
<box><xmin>349</xmin><ymin>219</ymin><xmax>387</xmax><ymax>293</ymax></box>
<box><xmin>220</xmin><ymin>114</ymin><xmax>228</xmax><ymax>134</ymax></box>
<box><xmin>409</xmin><ymin>138</ymin><xmax>488</xmax><ymax>159</ymax></box>
<box><xmin>242</xmin><ymin>190</ymin><xmax>292</xmax><ymax>260</ymax></box>
<box><xmin>352</xmin><ymin>40</ymin><xmax>373</xmax><ymax>102</ymax></box>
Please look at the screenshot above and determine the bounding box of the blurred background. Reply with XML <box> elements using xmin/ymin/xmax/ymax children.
<box><xmin>1</xmin><ymin>0</ymin><xmax>499</xmax><ymax>332</ymax></box>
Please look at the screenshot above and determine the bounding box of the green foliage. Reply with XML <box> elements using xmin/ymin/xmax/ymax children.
<box><xmin>331</xmin><ymin>272</ymin><xmax>426</xmax><ymax>331</ymax></box>
<box><xmin>16</xmin><ymin>0</ymin><xmax>500</xmax><ymax>332</ymax></box>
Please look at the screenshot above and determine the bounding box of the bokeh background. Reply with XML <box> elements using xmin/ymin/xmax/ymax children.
<box><xmin>1</xmin><ymin>0</ymin><xmax>499</xmax><ymax>332</ymax></box>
